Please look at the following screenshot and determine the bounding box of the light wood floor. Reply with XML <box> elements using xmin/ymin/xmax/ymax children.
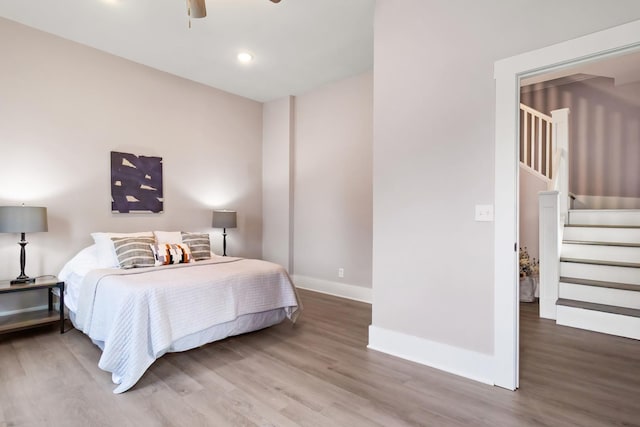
<box><xmin>1</xmin><ymin>290</ymin><xmax>639</xmax><ymax>426</ymax></box>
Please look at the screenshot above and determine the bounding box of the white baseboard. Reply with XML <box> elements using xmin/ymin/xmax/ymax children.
<box><xmin>539</xmin><ymin>296</ymin><xmax>557</xmax><ymax>320</ymax></box>
<box><xmin>292</xmin><ymin>274</ymin><xmax>372</xmax><ymax>304</ymax></box>
<box><xmin>368</xmin><ymin>325</ymin><xmax>494</xmax><ymax>386</ymax></box>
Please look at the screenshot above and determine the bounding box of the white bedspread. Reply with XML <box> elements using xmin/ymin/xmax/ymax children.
<box><xmin>73</xmin><ymin>257</ymin><xmax>300</xmax><ymax>393</ymax></box>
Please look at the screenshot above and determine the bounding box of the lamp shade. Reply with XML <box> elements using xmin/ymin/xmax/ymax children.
<box><xmin>188</xmin><ymin>0</ymin><xmax>207</xmax><ymax>18</ymax></box>
<box><xmin>212</xmin><ymin>210</ymin><xmax>237</xmax><ymax>229</ymax></box>
<box><xmin>0</xmin><ymin>206</ymin><xmax>48</xmax><ymax>233</ymax></box>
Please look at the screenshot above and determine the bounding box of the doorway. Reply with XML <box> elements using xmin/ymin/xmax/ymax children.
<box><xmin>493</xmin><ymin>19</ymin><xmax>640</xmax><ymax>390</ymax></box>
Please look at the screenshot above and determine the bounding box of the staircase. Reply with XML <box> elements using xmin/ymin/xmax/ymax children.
<box><xmin>556</xmin><ymin>209</ymin><xmax>640</xmax><ymax>339</ymax></box>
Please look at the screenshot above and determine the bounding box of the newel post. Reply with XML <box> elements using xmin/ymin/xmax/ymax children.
<box><xmin>551</xmin><ymin>108</ymin><xmax>570</xmax><ymax>222</ymax></box>
<box><xmin>538</xmin><ymin>190</ymin><xmax>561</xmax><ymax>320</ymax></box>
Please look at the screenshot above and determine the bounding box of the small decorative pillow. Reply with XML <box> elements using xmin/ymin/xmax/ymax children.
<box><xmin>150</xmin><ymin>243</ymin><xmax>192</xmax><ymax>266</ymax></box>
<box><xmin>181</xmin><ymin>232</ymin><xmax>211</xmax><ymax>261</ymax></box>
<box><xmin>111</xmin><ymin>236</ymin><xmax>156</xmax><ymax>269</ymax></box>
<box><xmin>92</xmin><ymin>231</ymin><xmax>154</xmax><ymax>268</ymax></box>
<box><xmin>153</xmin><ymin>231</ymin><xmax>183</xmax><ymax>245</ymax></box>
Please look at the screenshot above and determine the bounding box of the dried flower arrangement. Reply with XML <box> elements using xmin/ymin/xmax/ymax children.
<box><xmin>519</xmin><ymin>247</ymin><xmax>539</xmax><ymax>277</ymax></box>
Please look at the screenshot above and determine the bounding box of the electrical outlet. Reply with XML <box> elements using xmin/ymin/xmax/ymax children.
<box><xmin>338</xmin><ymin>268</ymin><xmax>344</xmax><ymax>278</ymax></box>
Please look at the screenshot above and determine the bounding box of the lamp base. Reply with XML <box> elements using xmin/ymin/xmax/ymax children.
<box><xmin>11</xmin><ymin>276</ymin><xmax>36</xmax><ymax>285</ymax></box>
<box><xmin>222</xmin><ymin>229</ymin><xmax>228</xmax><ymax>256</ymax></box>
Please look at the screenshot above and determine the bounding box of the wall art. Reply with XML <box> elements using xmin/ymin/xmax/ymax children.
<box><xmin>111</xmin><ymin>151</ymin><xmax>163</xmax><ymax>213</ymax></box>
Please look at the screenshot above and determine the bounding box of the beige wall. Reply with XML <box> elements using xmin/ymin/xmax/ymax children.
<box><xmin>372</xmin><ymin>0</ymin><xmax>640</xmax><ymax>357</ymax></box>
<box><xmin>0</xmin><ymin>19</ymin><xmax>263</xmax><ymax>312</ymax></box>
<box><xmin>293</xmin><ymin>72</ymin><xmax>373</xmax><ymax>289</ymax></box>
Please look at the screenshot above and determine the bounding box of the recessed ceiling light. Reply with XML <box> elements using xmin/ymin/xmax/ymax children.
<box><xmin>237</xmin><ymin>52</ymin><xmax>253</xmax><ymax>64</ymax></box>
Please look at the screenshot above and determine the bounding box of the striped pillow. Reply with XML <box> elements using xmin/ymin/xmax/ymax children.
<box><xmin>150</xmin><ymin>243</ymin><xmax>192</xmax><ymax>266</ymax></box>
<box><xmin>181</xmin><ymin>232</ymin><xmax>211</xmax><ymax>261</ymax></box>
<box><xmin>111</xmin><ymin>236</ymin><xmax>156</xmax><ymax>269</ymax></box>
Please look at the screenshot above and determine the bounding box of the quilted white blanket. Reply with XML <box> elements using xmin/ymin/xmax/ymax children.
<box><xmin>73</xmin><ymin>257</ymin><xmax>301</xmax><ymax>393</ymax></box>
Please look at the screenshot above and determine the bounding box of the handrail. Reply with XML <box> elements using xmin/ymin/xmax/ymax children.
<box><xmin>520</xmin><ymin>103</ymin><xmax>552</xmax><ymax>121</ymax></box>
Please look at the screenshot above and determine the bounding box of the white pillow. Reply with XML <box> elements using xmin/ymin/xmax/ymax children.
<box><xmin>58</xmin><ymin>244</ymin><xmax>102</xmax><ymax>313</ymax></box>
<box><xmin>153</xmin><ymin>231</ymin><xmax>183</xmax><ymax>244</ymax></box>
<box><xmin>91</xmin><ymin>231</ymin><xmax>154</xmax><ymax>268</ymax></box>
<box><xmin>58</xmin><ymin>244</ymin><xmax>100</xmax><ymax>282</ymax></box>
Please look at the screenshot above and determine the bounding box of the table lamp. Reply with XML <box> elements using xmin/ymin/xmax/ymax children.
<box><xmin>212</xmin><ymin>210</ymin><xmax>237</xmax><ymax>256</ymax></box>
<box><xmin>0</xmin><ymin>206</ymin><xmax>48</xmax><ymax>284</ymax></box>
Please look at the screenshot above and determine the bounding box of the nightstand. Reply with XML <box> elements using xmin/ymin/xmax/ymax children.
<box><xmin>0</xmin><ymin>276</ymin><xmax>65</xmax><ymax>334</ymax></box>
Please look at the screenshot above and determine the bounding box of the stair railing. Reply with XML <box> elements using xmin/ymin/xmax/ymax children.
<box><xmin>520</xmin><ymin>103</ymin><xmax>553</xmax><ymax>180</ymax></box>
<box><xmin>536</xmin><ymin>107</ymin><xmax>570</xmax><ymax>320</ymax></box>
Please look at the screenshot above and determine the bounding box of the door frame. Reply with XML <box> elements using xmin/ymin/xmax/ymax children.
<box><xmin>493</xmin><ymin>19</ymin><xmax>640</xmax><ymax>390</ymax></box>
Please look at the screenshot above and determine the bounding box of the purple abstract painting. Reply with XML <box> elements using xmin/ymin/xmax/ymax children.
<box><xmin>111</xmin><ymin>151</ymin><xmax>163</xmax><ymax>213</ymax></box>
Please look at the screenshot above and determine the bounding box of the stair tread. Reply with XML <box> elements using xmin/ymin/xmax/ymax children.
<box><xmin>565</xmin><ymin>224</ymin><xmax>640</xmax><ymax>229</ymax></box>
<box><xmin>560</xmin><ymin>257</ymin><xmax>640</xmax><ymax>268</ymax></box>
<box><xmin>569</xmin><ymin>209</ymin><xmax>640</xmax><ymax>213</ymax></box>
<box><xmin>556</xmin><ymin>298</ymin><xmax>640</xmax><ymax>318</ymax></box>
<box><xmin>563</xmin><ymin>240</ymin><xmax>640</xmax><ymax>247</ymax></box>
<box><xmin>559</xmin><ymin>277</ymin><xmax>640</xmax><ymax>291</ymax></box>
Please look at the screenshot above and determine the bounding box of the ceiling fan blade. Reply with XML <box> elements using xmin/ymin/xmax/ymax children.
<box><xmin>188</xmin><ymin>0</ymin><xmax>207</xmax><ymax>18</ymax></box>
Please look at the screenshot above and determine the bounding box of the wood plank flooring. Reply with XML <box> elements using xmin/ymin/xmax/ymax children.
<box><xmin>0</xmin><ymin>289</ymin><xmax>639</xmax><ymax>426</ymax></box>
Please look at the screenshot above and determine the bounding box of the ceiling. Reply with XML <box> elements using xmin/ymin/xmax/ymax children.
<box><xmin>520</xmin><ymin>49</ymin><xmax>640</xmax><ymax>107</ymax></box>
<box><xmin>521</xmin><ymin>49</ymin><xmax>640</xmax><ymax>87</ymax></box>
<box><xmin>0</xmin><ymin>0</ymin><xmax>375</xmax><ymax>102</ymax></box>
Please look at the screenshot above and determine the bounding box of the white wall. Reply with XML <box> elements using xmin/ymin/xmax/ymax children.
<box><xmin>519</xmin><ymin>166</ymin><xmax>548</xmax><ymax>262</ymax></box>
<box><xmin>262</xmin><ymin>97</ymin><xmax>293</xmax><ymax>271</ymax></box>
<box><xmin>371</xmin><ymin>0</ymin><xmax>640</xmax><ymax>382</ymax></box>
<box><xmin>293</xmin><ymin>72</ymin><xmax>373</xmax><ymax>296</ymax></box>
<box><xmin>0</xmin><ymin>19</ymin><xmax>263</xmax><ymax>312</ymax></box>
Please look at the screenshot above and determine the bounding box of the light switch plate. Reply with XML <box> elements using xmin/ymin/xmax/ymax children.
<box><xmin>475</xmin><ymin>204</ymin><xmax>494</xmax><ymax>222</ymax></box>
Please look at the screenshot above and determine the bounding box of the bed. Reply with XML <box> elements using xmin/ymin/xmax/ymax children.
<box><xmin>59</xmin><ymin>239</ymin><xmax>301</xmax><ymax>394</ymax></box>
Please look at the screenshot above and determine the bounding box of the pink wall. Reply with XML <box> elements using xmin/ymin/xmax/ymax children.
<box><xmin>262</xmin><ymin>97</ymin><xmax>293</xmax><ymax>271</ymax></box>
<box><xmin>293</xmin><ymin>72</ymin><xmax>373</xmax><ymax>289</ymax></box>
<box><xmin>372</xmin><ymin>0</ymin><xmax>640</xmax><ymax>361</ymax></box>
<box><xmin>0</xmin><ymin>18</ymin><xmax>263</xmax><ymax>312</ymax></box>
